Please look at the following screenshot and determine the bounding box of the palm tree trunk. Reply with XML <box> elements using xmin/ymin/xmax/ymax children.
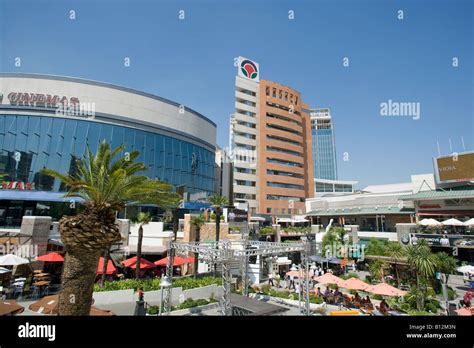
<box><xmin>394</xmin><ymin>262</ymin><xmax>400</xmax><ymax>287</ymax></box>
<box><xmin>100</xmin><ymin>248</ymin><xmax>109</xmax><ymax>287</ymax></box>
<box><xmin>194</xmin><ymin>228</ymin><xmax>200</xmax><ymax>279</ymax></box>
<box><xmin>58</xmin><ymin>249</ymin><xmax>101</xmax><ymax>315</ymax></box>
<box><xmin>136</xmin><ymin>225</ymin><xmax>143</xmax><ymax>279</ymax></box>
<box><xmin>213</xmin><ymin>209</ymin><xmax>221</xmax><ymax>277</ymax></box>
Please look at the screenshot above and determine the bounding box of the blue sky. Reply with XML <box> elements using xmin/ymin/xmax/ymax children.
<box><xmin>1</xmin><ymin>0</ymin><xmax>472</xmax><ymax>188</ymax></box>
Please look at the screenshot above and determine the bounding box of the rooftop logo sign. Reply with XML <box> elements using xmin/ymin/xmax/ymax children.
<box><xmin>238</xmin><ymin>57</ymin><xmax>259</xmax><ymax>82</ymax></box>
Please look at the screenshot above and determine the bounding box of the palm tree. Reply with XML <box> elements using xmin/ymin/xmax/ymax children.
<box><xmin>406</xmin><ymin>243</ymin><xmax>437</xmax><ymax>310</ymax></box>
<box><xmin>130</xmin><ymin>212</ymin><xmax>152</xmax><ymax>279</ymax></box>
<box><xmin>208</xmin><ymin>195</ymin><xmax>229</xmax><ymax>242</ymax></box>
<box><xmin>385</xmin><ymin>242</ymin><xmax>406</xmax><ymax>287</ymax></box>
<box><xmin>434</xmin><ymin>252</ymin><xmax>457</xmax><ymax>284</ymax></box>
<box><xmin>208</xmin><ymin>195</ymin><xmax>228</xmax><ymax>276</ymax></box>
<box><xmin>43</xmin><ymin>141</ymin><xmax>176</xmax><ymax>315</ymax></box>
<box><xmin>190</xmin><ymin>215</ymin><xmax>206</xmax><ymax>278</ymax></box>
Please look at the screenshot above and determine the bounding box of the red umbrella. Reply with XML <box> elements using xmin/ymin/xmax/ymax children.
<box><xmin>123</xmin><ymin>257</ymin><xmax>156</xmax><ymax>270</ymax></box>
<box><xmin>154</xmin><ymin>256</ymin><xmax>189</xmax><ymax>267</ymax></box>
<box><xmin>185</xmin><ymin>256</ymin><xmax>195</xmax><ymax>263</ymax></box>
<box><xmin>97</xmin><ymin>257</ymin><xmax>117</xmax><ymax>275</ymax></box>
<box><xmin>36</xmin><ymin>252</ymin><xmax>64</xmax><ymax>263</ymax></box>
<box><xmin>314</xmin><ymin>273</ymin><xmax>347</xmax><ymax>287</ymax></box>
<box><xmin>343</xmin><ymin>277</ymin><xmax>370</xmax><ymax>291</ymax></box>
<box><xmin>365</xmin><ymin>283</ymin><xmax>406</xmax><ymax>297</ymax></box>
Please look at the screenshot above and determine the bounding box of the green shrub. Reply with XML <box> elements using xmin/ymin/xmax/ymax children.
<box><xmin>260</xmin><ymin>284</ymin><xmax>271</xmax><ymax>294</ymax></box>
<box><xmin>260</xmin><ymin>227</ymin><xmax>274</xmax><ymax>235</ymax></box>
<box><xmin>94</xmin><ymin>276</ymin><xmax>221</xmax><ymax>292</ymax></box>
<box><xmin>407</xmin><ymin>310</ymin><xmax>435</xmax><ymax>316</ymax></box>
<box><xmin>373</xmin><ymin>294</ymin><xmax>383</xmax><ymax>300</ymax></box>
<box><xmin>146</xmin><ymin>305</ymin><xmax>159</xmax><ymax>315</ymax></box>
<box><xmin>309</xmin><ymin>295</ymin><xmax>323</xmax><ymax>304</ymax></box>
<box><xmin>447</xmin><ymin>286</ymin><xmax>457</xmax><ymax>300</ymax></box>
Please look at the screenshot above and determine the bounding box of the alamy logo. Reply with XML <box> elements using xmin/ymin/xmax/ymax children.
<box><xmin>18</xmin><ymin>323</ymin><xmax>56</xmax><ymax>341</ymax></box>
<box><xmin>380</xmin><ymin>99</ymin><xmax>420</xmax><ymax>120</ymax></box>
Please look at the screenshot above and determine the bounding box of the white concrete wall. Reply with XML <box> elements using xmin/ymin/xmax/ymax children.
<box><xmin>129</xmin><ymin>222</ymin><xmax>173</xmax><ymax>246</ymax></box>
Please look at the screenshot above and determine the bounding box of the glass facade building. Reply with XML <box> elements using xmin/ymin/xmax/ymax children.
<box><xmin>310</xmin><ymin>109</ymin><xmax>338</xmax><ymax>180</ymax></box>
<box><xmin>0</xmin><ymin>73</ymin><xmax>216</xmax><ymax>226</ymax></box>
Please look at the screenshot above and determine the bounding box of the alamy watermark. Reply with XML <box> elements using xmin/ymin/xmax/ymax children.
<box><xmin>380</xmin><ymin>99</ymin><xmax>420</xmax><ymax>120</ymax></box>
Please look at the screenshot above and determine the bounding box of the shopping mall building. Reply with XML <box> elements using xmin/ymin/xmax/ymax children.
<box><xmin>0</xmin><ymin>73</ymin><xmax>216</xmax><ymax>227</ymax></box>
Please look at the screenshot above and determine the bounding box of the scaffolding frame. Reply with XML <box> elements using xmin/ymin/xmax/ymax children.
<box><xmin>162</xmin><ymin>240</ymin><xmax>311</xmax><ymax>316</ymax></box>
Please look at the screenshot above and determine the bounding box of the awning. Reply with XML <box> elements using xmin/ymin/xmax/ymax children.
<box><xmin>37</xmin><ymin>252</ymin><xmax>64</xmax><ymax>262</ymax></box>
<box><xmin>97</xmin><ymin>257</ymin><xmax>117</xmax><ymax>275</ymax></box>
<box><xmin>0</xmin><ymin>190</ymin><xmax>84</xmax><ymax>202</ymax></box>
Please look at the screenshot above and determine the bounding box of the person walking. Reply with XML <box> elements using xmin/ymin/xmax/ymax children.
<box><xmin>268</xmin><ymin>272</ymin><xmax>274</xmax><ymax>286</ymax></box>
<box><xmin>289</xmin><ymin>275</ymin><xmax>295</xmax><ymax>290</ymax></box>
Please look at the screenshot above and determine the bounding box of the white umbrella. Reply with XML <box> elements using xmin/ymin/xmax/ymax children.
<box><xmin>0</xmin><ymin>254</ymin><xmax>30</xmax><ymax>266</ymax></box>
<box><xmin>457</xmin><ymin>265</ymin><xmax>474</xmax><ymax>274</ymax></box>
<box><xmin>0</xmin><ymin>267</ymin><xmax>12</xmax><ymax>274</ymax></box>
<box><xmin>463</xmin><ymin>218</ymin><xmax>474</xmax><ymax>226</ymax></box>
<box><xmin>419</xmin><ymin>218</ymin><xmax>442</xmax><ymax>226</ymax></box>
<box><xmin>441</xmin><ymin>218</ymin><xmax>464</xmax><ymax>226</ymax></box>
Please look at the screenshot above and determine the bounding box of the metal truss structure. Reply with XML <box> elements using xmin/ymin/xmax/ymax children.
<box><xmin>162</xmin><ymin>240</ymin><xmax>311</xmax><ymax>316</ymax></box>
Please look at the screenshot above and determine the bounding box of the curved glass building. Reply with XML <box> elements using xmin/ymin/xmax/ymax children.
<box><xmin>0</xmin><ymin>73</ymin><xmax>216</xmax><ymax>226</ymax></box>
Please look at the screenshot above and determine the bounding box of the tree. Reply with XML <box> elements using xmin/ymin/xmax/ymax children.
<box><xmin>208</xmin><ymin>195</ymin><xmax>228</xmax><ymax>276</ymax></box>
<box><xmin>434</xmin><ymin>252</ymin><xmax>457</xmax><ymax>284</ymax></box>
<box><xmin>321</xmin><ymin>227</ymin><xmax>346</xmax><ymax>258</ymax></box>
<box><xmin>385</xmin><ymin>242</ymin><xmax>406</xmax><ymax>287</ymax></box>
<box><xmin>406</xmin><ymin>243</ymin><xmax>437</xmax><ymax>310</ymax></box>
<box><xmin>208</xmin><ymin>195</ymin><xmax>229</xmax><ymax>243</ymax></box>
<box><xmin>190</xmin><ymin>215</ymin><xmax>206</xmax><ymax>278</ymax></box>
<box><xmin>365</xmin><ymin>238</ymin><xmax>389</xmax><ymax>256</ymax></box>
<box><xmin>130</xmin><ymin>212</ymin><xmax>152</xmax><ymax>279</ymax></box>
<box><xmin>43</xmin><ymin>141</ymin><xmax>176</xmax><ymax>315</ymax></box>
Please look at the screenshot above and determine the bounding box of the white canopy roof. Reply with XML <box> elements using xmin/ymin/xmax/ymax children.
<box><xmin>419</xmin><ymin>218</ymin><xmax>442</xmax><ymax>226</ymax></box>
<box><xmin>442</xmin><ymin>218</ymin><xmax>465</xmax><ymax>226</ymax></box>
<box><xmin>457</xmin><ymin>265</ymin><xmax>474</xmax><ymax>274</ymax></box>
<box><xmin>0</xmin><ymin>254</ymin><xmax>30</xmax><ymax>266</ymax></box>
<box><xmin>463</xmin><ymin>218</ymin><xmax>474</xmax><ymax>226</ymax></box>
<box><xmin>0</xmin><ymin>267</ymin><xmax>12</xmax><ymax>274</ymax></box>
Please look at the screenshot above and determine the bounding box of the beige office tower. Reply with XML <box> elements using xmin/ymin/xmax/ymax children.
<box><xmin>230</xmin><ymin>57</ymin><xmax>314</xmax><ymax>217</ymax></box>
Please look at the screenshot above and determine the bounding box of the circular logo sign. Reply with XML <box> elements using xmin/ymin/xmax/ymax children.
<box><xmin>240</xmin><ymin>60</ymin><xmax>258</xmax><ymax>80</ymax></box>
<box><xmin>401</xmin><ymin>233</ymin><xmax>410</xmax><ymax>245</ymax></box>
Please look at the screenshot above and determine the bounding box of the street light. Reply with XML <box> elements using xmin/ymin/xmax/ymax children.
<box><xmin>159</xmin><ymin>275</ymin><xmax>172</xmax><ymax>316</ymax></box>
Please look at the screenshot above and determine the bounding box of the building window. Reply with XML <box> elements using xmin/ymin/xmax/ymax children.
<box><xmin>266</xmin><ymin>87</ymin><xmax>270</xmax><ymax>96</ymax></box>
<box><xmin>267</xmin><ymin>182</ymin><xmax>305</xmax><ymax>190</ymax></box>
<box><xmin>267</xmin><ymin>208</ymin><xmax>272</xmax><ymax>214</ymax></box>
<box><xmin>274</xmin><ymin>208</ymin><xmax>279</xmax><ymax>214</ymax></box>
<box><xmin>284</xmin><ymin>92</ymin><xmax>288</xmax><ymax>101</ymax></box>
<box><xmin>272</xmin><ymin>88</ymin><xmax>276</xmax><ymax>97</ymax></box>
<box><xmin>279</xmin><ymin>90</ymin><xmax>282</xmax><ymax>99</ymax></box>
<box><xmin>281</xmin><ymin>208</ymin><xmax>285</xmax><ymax>214</ymax></box>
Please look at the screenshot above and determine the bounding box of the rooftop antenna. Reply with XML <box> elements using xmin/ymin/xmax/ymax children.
<box><xmin>461</xmin><ymin>136</ymin><xmax>466</xmax><ymax>151</ymax></box>
<box><xmin>436</xmin><ymin>141</ymin><xmax>441</xmax><ymax>157</ymax></box>
<box><xmin>448</xmin><ymin>138</ymin><xmax>453</xmax><ymax>153</ymax></box>
<box><xmin>417</xmin><ymin>179</ymin><xmax>434</xmax><ymax>193</ymax></box>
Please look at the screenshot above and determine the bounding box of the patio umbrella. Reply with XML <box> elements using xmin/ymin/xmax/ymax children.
<box><xmin>365</xmin><ymin>283</ymin><xmax>406</xmax><ymax>297</ymax></box>
<box><xmin>313</xmin><ymin>273</ymin><xmax>347</xmax><ymax>287</ymax></box>
<box><xmin>441</xmin><ymin>218</ymin><xmax>464</xmax><ymax>226</ymax></box>
<box><xmin>0</xmin><ymin>267</ymin><xmax>12</xmax><ymax>274</ymax></box>
<box><xmin>463</xmin><ymin>218</ymin><xmax>474</xmax><ymax>226</ymax></box>
<box><xmin>328</xmin><ymin>257</ymin><xmax>341</xmax><ymax>265</ymax></box>
<box><xmin>124</xmin><ymin>258</ymin><xmax>156</xmax><ymax>270</ymax></box>
<box><xmin>97</xmin><ymin>257</ymin><xmax>117</xmax><ymax>275</ymax></box>
<box><xmin>454</xmin><ymin>307</ymin><xmax>472</xmax><ymax>316</ymax></box>
<box><xmin>90</xmin><ymin>306</ymin><xmax>116</xmax><ymax>316</ymax></box>
<box><xmin>154</xmin><ymin>256</ymin><xmax>189</xmax><ymax>267</ymax></box>
<box><xmin>309</xmin><ymin>255</ymin><xmax>328</xmax><ymax>263</ymax></box>
<box><xmin>418</xmin><ymin>218</ymin><xmax>442</xmax><ymax>226</ymax></box>
<box><xmin>29</xmin><ymin>295</ymin><xmax>101</xmax><ymax>315</ymax></box>
<box><xmin>0</xmin><ymin>300</ymin><xmax>24</xmax><ymax>316</ymax></box>
<box><xmin>28</xmin><ymin>295</ymin><xmax>60</xmax><ymax>314</ymax></box>
<box><xmin>0</xmin><ymin>254</ymin><xmax>29</xmax><ymax>266</ymax></box>
<box><xmin>457</xmin><ymin>265</ymin><xmax>474</xmax><ymax>274</ymax></box>
<box><xmin>343</xmin><ymin>277</ymin><xmax>370</xmax><ymax>291</ymax></box>
<box><xmin>36</xmin><ymin>252</ymin><xmax>64</xmax><ymax>263</ymax></box>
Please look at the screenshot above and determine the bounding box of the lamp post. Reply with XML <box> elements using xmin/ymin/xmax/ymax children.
<box><xmin>159</xmin><ymin>275</ymin><xmax>171</xmax><ymax>316</ymax></box>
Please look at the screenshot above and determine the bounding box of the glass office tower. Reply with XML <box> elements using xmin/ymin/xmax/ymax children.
<box><xmin>310</xmin><ymin>108</ymin><xmax>338</xmax><ymax>180</ymax></box>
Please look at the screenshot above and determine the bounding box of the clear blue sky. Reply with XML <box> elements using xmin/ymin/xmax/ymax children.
<box><xmin>1</xmin><ymin>0</ymin><xmax>472</xmax><ymax>188</ymax></box>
